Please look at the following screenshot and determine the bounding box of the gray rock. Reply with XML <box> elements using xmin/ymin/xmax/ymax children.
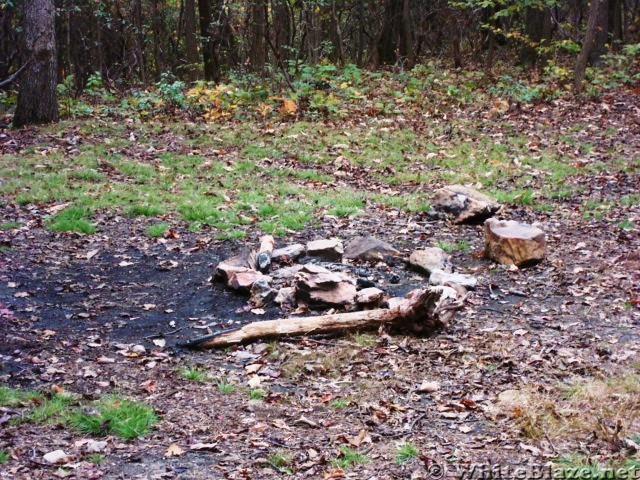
<box><xmin>355</xmin><ymin>287</ymin><xmax>385</xmax><ymax>306</ymax></box>
<box><xmin>428</xmin><ymin>269</ymin><xmax>477</xmax><ymax>289</ymax></box>
<box><xmin>409</xmin><ymin>247</ymin><xmax>451</xmax><ymax>274</ymax></box>
<box><xmin>249</xmin><ymin>277</ymin><xmax>275</xmax><ymax>307</ymax></box>
<box><xmin>344</xmin><ymin>236</ymin><xmax>399</xmax><ymax>261</ymax></box>
<box><xmin>271</xmin><ymin>244</ymin><xmax>305</xmax><ymax>262</ymax></box>
<box><xmin>432</xmin><ymin>185</ymin><xmax>500</xmax><ymax>223</ymax></box>
<box><xmin>274</xmin><ymin>287</ymin><xmax>296</xmax><ymax>306</ymax></box>
<box><xmin>307</xmin><ymin>238</ymin><xmax>343</xmax><ymax>261</ymax></box>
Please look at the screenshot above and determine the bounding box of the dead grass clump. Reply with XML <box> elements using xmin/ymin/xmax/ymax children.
<box><xmin>493</xmin><ymin>374</ymin><xmax>640</xmax><ymax>451</ymax></box>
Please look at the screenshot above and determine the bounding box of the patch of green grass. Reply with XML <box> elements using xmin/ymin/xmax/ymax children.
<box><xmin>553</xmin><ymin>455</ymin><xmax>637</xmax><ymax>480</ymax></box>
<box><xmin>436</xmin><ymin>240</ymin><xmax>470</xmax><ymax>253</ymax></box>
<box><xmin>349</xmin><ymin>332</ymin><xmax>376</xmax><ymax>347</ymax></box>
<box><xmin>249</xmin><ymin>389</ymin><xmax>265</xmax><ymax>400</ymax></box>
<box><xmin>329</xmin><ymin>399</ymin><xmax>350</xmax><ymax>409</ymax></box>
<box><xmin>0</xmin><ymin>221</ymin><xmax>20</xmax><ymax>230</ymax></box>
<box><xmin>395</xmin><ymin>442</ymin><xmax>419</xmax><ymax>465</ymax></box>
<box><xmin>87</xmin><ymin>454</ymin><xmax>105</xmax><ymax>464</ymax></box>
<box><xmin>215</xmin><ymin>378</ymin><xmax>234</xmax><ymax>394</ymax></box>
<box><xmin>180</xmin><ymin>367</ymin><xmax>210</xmax><ymax>382</ymax></box>
<box><xmin>147</xmin><ymin>222</ymin><xmax>169</xmax><ymax>238</ymax></box>
<box><xmin>330</xmin><ymin>446</ymin><xmax>369</xmax><ymax>469</ymax></box>
<box><xmin>48</xmin><ymin>206</ymin><xmax>96</xmax><ymax>234</ymax></box>
<box><xmin>0</xmin><ymin>450</ymin><xmax>9</xmax><ymax>464</ymax></box>
<box><xmin>178</xmin><ymin>201</ymin><xmax>221</xmax><ymax>223</ymax></box>
<box><xmin>267</xmin><ymin>450</ymin><xmax>293</xmax><ymax>474</ymax></box>
<box><xmin>27</xmin><ymin>393</ymin><xmax>75</xmax><ymax>424</ymax></box>
<box><xmin>216</xmin><ymin>229</ymin><xmax>246</xmax><ymax>240</ymax></box>
<box><xmin>127</xmin><ymin>204</ymin><xmax>164</xmax><ymax>217</ymax></box>
<box><xmin>617</xmin><ymin>219</ymin><xmax>636</xmax><ymax>230</ymax></box>
<box><xmin>68</xmin><ymin>169</ymin><xmax>104</xmax><ymax>182</ymax></box>
<box><xmin>493</xmin><ymin>189</ymin><xmax>535</xmax><ymax>205</ymax></box>
<box><xmin>621</xmin><ymin>194</ymin><xmax>640</xmax><ymax>207</ymax></box>
<box><xmin>456</xmin><ymin>240</ymin><xmax>471</xmax><ymax>252</ymax></box>
<box><xmin>0</xmin><ymin>385</ymin><xmax>42</xmax><ymax>407</ymax></box>
<box><xmin>69</xmin><ymin>396</ymin><xmax>158</xmax><ymax>439</ymax></box>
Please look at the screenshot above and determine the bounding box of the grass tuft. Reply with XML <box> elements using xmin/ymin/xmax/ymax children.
<box><xmin>180</xmin><ymin>366</ymin><xmax>210</xmax><ymax>383</ymax></box>
<box><xmin>127</xmin><ymin>204</ymin><xmax>164</xmax><ymax>217</ymax></box>
<box><xmin>147</xmin><ymin>222</ymin><xmax>169</xmax><ymax>238</ymax></box>
<box><xmin>48</xmin><ymin>206</ymin><xmax>96</xmax><ymax>234</ymax></box>
<box><xmin>330</xmin><ymin>446</ymin><xmax>369</xmax><ymax>469</ymax></box>
<box><xmin>0</xmin><ymin>450</ymin><xmax>9</xmax><ymax>464</ymax></box>
<box><xmin>0</xmin><ymin>385</ymin><xmax>43</xmax><ymax>407</ymax></box>
<box><xmin>267</xmin><ymin>450</ymin><xmax>293</xmax><ymax>474</ymax></box>
<box><xmin>249</xmin><ymin>389</ymin><xmax>265</xmax><ymax>400</ymax></box>
<box><xmin>215</xmin><ymin>378</ymin><xmax>234</xmax><ymax>393</ymax></box>
<box><xmin>69</xmin><ymin>396</ymin><xmax>158</xmax><ymax>439</ymax></box>
<box><xmin>395</xmin><ymin>443</ymin><xmax>419</xmax><ymax>464</ymax></box>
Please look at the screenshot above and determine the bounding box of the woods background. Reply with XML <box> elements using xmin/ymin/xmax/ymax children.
<box><xmin>1</xmin><ymin>0</ymin><xmax>638</xmax><ymax>90</ymax></box>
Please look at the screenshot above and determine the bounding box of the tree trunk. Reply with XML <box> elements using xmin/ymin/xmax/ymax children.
<box><xmin>13</xmin><ymin>0</ymin><xmax>59</xmax><ymax>127</ymax></box>
<box><xmin>609</xmin><ymin>0</ymin><xmax>623</xmax><ymax>48</ymax></box>
<box><xmin>133</xmin><ymin>0</ymin><xmax>147</xmax><ymax>84</ymax></box>
<box><xmin>248</xmin><ymin>0</ymin><xmax>268</xmax><ymax>72</ymax></box>
<box><xmin>184</xmin><ymin>287</ymin><xmax>462</xmax><ymax>349</ymax></box>
<box><xmin>575</xmin><ymin>0</ymin><xmax>609</xmax><ymax>91</ymax></box>
<box><xmin>184</xmin><ymin>0</ymin><xmax>199</xmax><ymax>81</ymax></box>
<box><xmin>377</xmin><ymin>0</ymin><xmax>411</xmax><ymax>66</ymax></box>
<box><xmin>198</xmin><ymin>0</ymin><xmax>220</xmax><ymax>81</ymax></box>
<box><xmin>272</xmin><ymin>0</ymin><xmax>291</xmax><ymax>64</ymax></box>
<box><xmin>520</xmin><ymin>4</ymin><xmax>553</xmax><ymax>70</ymax></box>
<box><xmin>151</xmin><ymin>0</ymin><xmax>164</xmax><ymax>77</ymax></box>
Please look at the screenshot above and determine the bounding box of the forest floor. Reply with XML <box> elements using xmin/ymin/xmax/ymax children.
<box><xmin>0</xmin><ymin>88</ymin><xmax>639</xmax><ymax>479</ymax></box>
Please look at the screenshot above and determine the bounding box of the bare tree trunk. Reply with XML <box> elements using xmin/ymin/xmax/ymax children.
<box><xmin>13</xmin><ymin>0</ymin><xmax>59</xmax><ymax>127</ymax></box>
<box><xmin>198</xmin><ymin>0</ymin><xmax>220</xmax><ymax>81</ymax></box>
<box><xmin>133</xmin><ymin>0</ymin><xmax>147</xmax><ymax>84</ymax></box>
<box><xmin>248</xmin><ymin>0</ymin><xmax>268</xmax><ymax>71</ymax></box>
<box><xmin>272</xmin><ymin>0</ymin><xmax>291</xmax><ymax>63</ymax></box>
<box><xmin>520</xmin><ymin>4</ymin><xmax>553</xmax><ymax>70</ymax></box>
<box><xmin>151</xmin><ymin>0</ymin><xmax>164</xmax><ymax>77</ymax></box>
<box><xmin>575</xmin><ymin>0</ymin><xmax>609</xmax><ymax>91</ymax></box>
<box><xmin>184</xmin><ymin>0</ymin><xmax>199</xmax><ymax>81</ymax></box>
<box><xmin>609</xmin><ymin>0</ymin><xmax>623</xmax><ymax>48</ymax></box>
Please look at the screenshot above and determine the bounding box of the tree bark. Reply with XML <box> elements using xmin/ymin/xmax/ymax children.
<box><xmin>520</xmin><ymin>4</ymin><xmax>553</xmax><ymax>70</ymax></box>
<box><xmin>184</xmin><ymin>0</ymin><xmax>199</xmax><ymax>81</ymax></box>
<box><xmin>248</xmin><ymin>0</ymin><xmax>268</xmax><ymax>71</ymax></box>
<box><xmin>13</xmin><ymin>0</ymin><xmax>59</xmax><ymax>128</ymax></box>
<box><xmin>272</xmin><ymin>0</ymin><xmax>291</xmax><ymax>64</ymax></box>
<box><xmin>198</xmin><ymin>0</ymin><xmax>220</xmax><ymax>81</ymax></box>
<box><xmin>575</xmin><ymin>0</ymin><xmax>609</xmax><ymax>92</ymax></box>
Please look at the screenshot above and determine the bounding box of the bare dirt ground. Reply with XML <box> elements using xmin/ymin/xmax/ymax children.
<box><xmin>0</xmin><ymin>92</ymin><xmax>639</xmax><ymax>479</ymax></box>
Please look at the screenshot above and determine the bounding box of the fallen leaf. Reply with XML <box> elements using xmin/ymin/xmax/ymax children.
<box><xmin>164</xmin><ymin>443</ymin><xmax>185</xmax><ymax>457</ymax></box>
<box><xmin>43</xmin><ymin>450</ymin><xmax>70</xmax><ymax>464</ymax></box>
<box><xmin>190</xmin><ymin>443</ymin><xmax>218</xmax><ymax>451</ymax></box>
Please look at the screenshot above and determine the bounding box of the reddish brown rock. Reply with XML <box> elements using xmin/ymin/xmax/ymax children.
<box><xmin>307</xmin><ymin>238</ymin><xmax>344</xmax><ymax>261</ymax></box>
<box><xmin>432</xmin><ymin>185</ymin><xmax>500</xmax><ymax>223</ymax></box>
<box><xmin>484</xmin><ymin>218</ymin><xmax>546</xmax><ymax>267</ymax></box>
<box><xmin>228</xmin><ymin>271</ymin><xmax>271</xmax><ymax>291</ymax></box>
<box><xmin>215</xmin><ymin>249</ymin><xmax>256</xmax><ymax>282</ymax></box>
<box><xmin>295</xmin><ymin>270</ymin><xmax>356</xmax><ymax>307</ymax></box>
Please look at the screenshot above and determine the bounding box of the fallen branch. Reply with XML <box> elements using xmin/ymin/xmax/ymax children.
<box><xmin>183</xmin><ymin>286</ymin><xmax>462</xmax><ymax>349</ymax></box>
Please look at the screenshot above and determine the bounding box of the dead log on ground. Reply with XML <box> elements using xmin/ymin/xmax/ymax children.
<box><xmin>183</xmin><ymin>286</ymin><xmax>463</xmax><ymax>349</ymax></box>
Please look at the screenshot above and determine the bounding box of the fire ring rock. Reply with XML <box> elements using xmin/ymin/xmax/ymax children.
<box><xmin>432</xmin><ymin>185</ymin><xmax>501</xmax><ymax>223</ymax></box>
<box><xmin>484</xmin><ymin>218</ymin><xmax>546</xmax><ymax>267</ymax></box>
